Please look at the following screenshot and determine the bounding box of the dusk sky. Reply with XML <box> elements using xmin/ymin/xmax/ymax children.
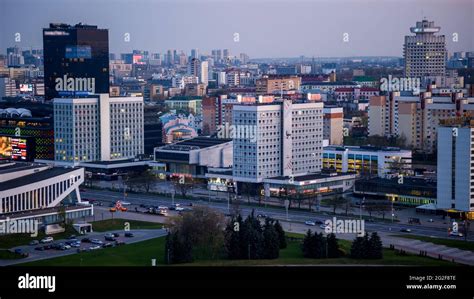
<box><xmin>1</xmin><ymin>0</ymin><xmax>473</xmax><ymax>58</ymax></box>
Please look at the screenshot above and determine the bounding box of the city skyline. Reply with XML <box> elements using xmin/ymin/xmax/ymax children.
<box><xmin>0</xmin><ymin>0</ymin><xmax>473</xmax><ymax>58</ymax></box>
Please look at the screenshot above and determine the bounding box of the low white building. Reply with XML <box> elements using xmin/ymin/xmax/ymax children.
<box><xmin>0</xmin><ymin>162</ymin><xmax>92</xmax><ymax>229</ymax></box>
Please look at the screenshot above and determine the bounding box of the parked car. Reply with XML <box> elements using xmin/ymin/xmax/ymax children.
<box><xmin>69</xmin><ymin>242</ymin><xmax>81</xmax><ymax>248</ymax></box>
<box><xmin>40</xmin><ymin>237</ymin><xmax>54</xmax><ymax>243</ymax></box>
<box><xmin>320</xmin><ymin>224</ymin><xmax>328</xmax><ymax>229</ymax></box>
<box><xmin>400</xmin><ymin>228</ymin><xmax>412</xmax><ymax>233</ymax></box>
<box><xmin>89</xmin><ymin>245</ymin><xmax>102</xmax><ymax>250</ymax></box>
<box><xmin>112</xmin><ymin>233</ymin><xmax>120</xmax><ymax>238</ymax></box>
<box><xmin>449</xmin><ymin>231</ymin><xmax>464</xmax><ymax>237</ymax></box>
<box><xmin>91</xmin><ymin>239</ymin><xmax>103</xmax><ymax>245</ymax></box>
<box><xmin>124</xmin><ymin>232</ymin><xmax>134</xmax><ymax>238</ymax></box>
<box><xmin>314</xmin><ymin>219</ymin><xmax>324</xmax><ymax>225</ymax></box>
<box><xmin>105</xmin><ymin>236</ymin><xmax>116</xmax><ymax>241</ymax></box>
<box><xmin>81</xmin><ymin>237</ymin><xmax>92</xmax><ymax>243</ymax></box>
<box><xmin>68</xmin><ymin>235</ymin><xmax>77</xmax><ymax>240</ymax></box>
<box><xmin>305</xmin><ymin>220</ymin><xmax>316</xmax><ymax>226</ymax></box>
<box><xmin>35</xmin><ymin>246</ymin><xmax>45</xmax><ymax>251</ymax></box>
<box><xmin>257</xmin><ymin>214</ymin><xmax>268</xmax><ymax>219</ymax></box>
<box><xmin>29</xmin><ymin>240</ymin><xmax>39</xmax><ymax>246</ymax></box>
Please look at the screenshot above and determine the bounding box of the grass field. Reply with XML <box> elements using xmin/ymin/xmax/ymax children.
<box><xmin>0</xmin><ymin>249</ymin><xmax>24</xmax><ymax>260</ymax></box>
<box><xmin>391</xmin><ymin>234</ymin><xmax>474</xmax><ymax>252</ymax></box>
<box><xmin>21</xmin><ymin>232</ymin><xmax>455</xmax><ymax>266</ymax></box>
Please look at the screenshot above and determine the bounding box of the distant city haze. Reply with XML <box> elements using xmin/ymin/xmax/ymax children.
<box><xmin>0</xmin><ymin>0</ymin><xmax>473</xmax><ymax>58</ymax></box>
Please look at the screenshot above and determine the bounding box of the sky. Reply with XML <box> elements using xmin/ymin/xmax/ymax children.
<box><xmin>0</xmin><ymin>0</ymin><xmax>473</xmax><ymax>58</ymax></box>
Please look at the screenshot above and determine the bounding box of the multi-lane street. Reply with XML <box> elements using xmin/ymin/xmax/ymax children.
<box><xmin>82</xmin><ymin>188</ymin><xmax>474</xmax><ymax>242</ymax></box>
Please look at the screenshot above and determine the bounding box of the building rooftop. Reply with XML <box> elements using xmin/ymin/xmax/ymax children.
<box><xmin>158</xmin><ymin>137</ymin><xmax>232</xmax><ymax>152</ymax></box>
<box><xmin>324</xmin><ymin>145</ymin><xmax>410</xmax><ymax>153</ymax></box>
<box><xmin>0</xmin><ymin>166</ymin><xmax>79</xmax><ymax>191</ymax></box>
<box><xmin>268</xmin><ymin>171</ymin><xmax>354</xmax><ymax>182</ymax></box>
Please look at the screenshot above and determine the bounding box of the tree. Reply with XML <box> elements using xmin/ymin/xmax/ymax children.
<box><xmin>350</xmin><ymin>236</ymin><xmax>366</xmax><ymax>259</ymax></box>
<box><xmin>131</xmin><ymin>169</ymin><xmax>156</xmax><ymax>193</ymax></box>
<box><xmin>328</xmin><ymin>195</ymin><xmax>348</xmax><ymax>214</ymax></box>
<box><xmin>165</xmin><ymin>206</ymin><xmax>226</xmax><ymax>262</ymax></box>
<box><xmin>302</xmin><ymin>230</ymin><xmax>314</xmax><ymax>258</ymax></box>
<box><xmin>224</xmin><ymin>215</ymin><xmax>242</xmax><ymax>259</ymax></box>
<box><xmin>326</xmin><ymin>233</ymin><xmax>341</xmax><ymax>258</ymax></box>
<box><xmin>171</xmin><ymin>175</ymin><xmax>195</xmax><ymax>198</ymax></box>
<box><xmin>368</xmin><ymin>232</ymin><xmax>383</xmax><ymax>259</ymax></box>
<box><xmin>274</xmin><ymin>220</ymin><xmax>287</xmax><ymax>249</ymax></box>
<box><xmin>262</xmin><ymin>218</ymin><xmax>280</xmax><ymax>259</ymax></box>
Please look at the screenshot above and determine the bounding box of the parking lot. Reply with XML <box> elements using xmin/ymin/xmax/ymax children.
<box><xmin>1</xmin><ymin>228</ymin><xmax>167</xmax><ymax>266</ymax></box>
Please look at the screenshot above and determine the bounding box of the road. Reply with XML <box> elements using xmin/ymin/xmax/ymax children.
<box><xmin>82</xmin><ymin>189</ymin><xmax>474</xmax><ymax>242</ymax></box>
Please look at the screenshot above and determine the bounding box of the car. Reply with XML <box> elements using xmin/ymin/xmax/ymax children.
<box><xmin>120</xmin><ymin>201</ymin><xmax>131</xmax><ymax>206</ymax></box>
<box><xmin>449</xmin><ymin>231</ymin><xmax>464</xmax><ymax>237</ymax></box>
<box><xmin>120</xmin><ymin>207</ymin><xmax>128</xmax><ymax>212</ymax></box>
<box><xmin>60</xmin><ymin>244</ymin><xmax>71</xmax><ymax>250</ymax></box>
<box><xmin>139</xmin><ymin>204</ymin><xmax>148</xmax><ymax>208</ymax></box>
<box><xmin>305</xmin><ymin>220</ymin><xmax>316</xmax><ymax>226</ymax></box>
<box><xmin>175</xmin><ymin>207</ymin><xmax>185</xmax><ymax>211</ymax></box>
<box><xmin>105</xmin><ymin>236</ymin><xmax>116</xmax><ymax>241</ymax></box>
<box><xmin>124</xmin><ymin>232</ymin><xmax>134</xmax><ymax>238</ymax></box>
<box><xmin>69</xmin><ymin>242</ymin><xmax>81</xmax><ymax>248</ymax></box>
<box><xmin>109</xmin><ymin>207</ymin><xmax>117</xmax><ymax>212</ymax></box>
<box><xmin>89</xmin><ymin>245</ymin><xmax>102</xmax><ymax>250</ymax></box>
<box><xmin>400</xmin><ymin>228</ymin><xmax>412</xmax><ymax>233</ymax></box>
<box><xmin>112</xmin><ymin>233</ymin><xmax>120</xmax><ymax>238</ymax></box>
<box><xmin>40</xmin><ymin>237</ymin><xmax>54</xmax><ymax>243</ymax></box>
<box><xmin>81</xmin><ymin>237</ymin><xmax>92</xmax><ymax>243</ymax></box>
<box><xmin>29</xmin><ymin>240</ymin><xmax>39</xmax><ymax>246</ymax></box>
<box><xmin>314</xmin><ymin>219</ymin><xmax>324</xmax><ymax>225</ymax></box>
<box><xmin>43</xmin><ymin>245</ymin><xmax>52</xmax><ymax>250</ymax></box>
<box><xmin>102</xmin><ymin>243</ymin><xmax>114</xmax><ymax>248</ymax></box>
<box><xmin>35</xmin><ymin>246</ymin><xmax>45</xmax><ymax>251</ymax></box>
<box><xmin>320</xmin><ymin>224</ymin><xmax>328</xmax><ymax>229</ymax></box>
<box><xmin>91</xmin><ymin>239</ymin><xmax>103</xmax><ymax>245</ymax></box>
<box><xmin>188</xmin><ymin>203</ymin><xmax>194</xmax><ymax>206</ymax></box>
<box><xmin>14</xmin><ymin>248</ymin><xmax>23</xmax><ymax>254</ymax></box>
<box><xmin>105</xmin><ymin>233</ymin><xmax>114</xmax><ymax>238</ymax></box>
<box><xmin>67</xmin><ymin>235</ymin><xmax>77</xmax><ymax>240</ymax></box>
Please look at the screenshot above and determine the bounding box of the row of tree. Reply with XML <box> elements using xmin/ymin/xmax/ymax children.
<box><xmin>224</xmin><ymin>213</ymin><xmax>286</xmax><ymax>260</ymax></box>
<box><xmin>301</xmin><ymin>230</ymin><xmax>342</xmax><ymax>259</ymax></box>
<box><xmin>350</xmin><ymin>232</ymin><xmax>383</xmax><ymax>259</ymax></box>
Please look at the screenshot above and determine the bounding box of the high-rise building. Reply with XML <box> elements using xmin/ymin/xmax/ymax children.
<box><xmin>323</xmin><ymin>107</ymin><xmax>344</xmax><ymax>145</ymax></box>
<box><xmin>437</xmin><ymin>117</ymin><xmax>474</xmax><ymax>219</ymax></box>
<box><xmin>0</xmin><ymin>78</ymin><xmax>17</xmax><ymax>98</ymax></box>
<box><xmin>54</xmin><ymin>94</ymin><xmax>144</xmax><ymax>163</ymax></box>
<box><xmin>191</xmin><ymin>49</ymin><xmax>199</xmax><ymax>60</ymax></box>
<box><xmin>188</xmin><ymin>58</ymin><xmax>208</xmax><ymax>85</ymax></box>
<box><xmin>43</xmin><ymin>23</ymin><xmax>109</xmax><ymax>100</ymax></box>
<box><xmin>232</xmin><ymin>100</ymin><xmax>323</xmax><ymax>183</ymax></box>
<box><xmin>404</xmin><ymin>19</ymin><xmax>446</xmax><ymax>80</ymax></box>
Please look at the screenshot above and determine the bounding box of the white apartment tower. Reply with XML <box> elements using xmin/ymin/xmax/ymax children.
<box><xmin>232</xmin><ymin>100</ymin><xmax>323</xmax><ymax>183</ymax></box>
<box><xmin>437</xmin><ymin>118</ymin><xmax>474</xmax><ymax>217</ymax></box>
<box><xmin>54</xmin><ymin>94</ymin><xmax>144</xmax><ymax>163</ymax></box>
<box><xmin>404</xmin><ymin>19</ymin><xmax>446</xmax><ymax>80</ymax></box>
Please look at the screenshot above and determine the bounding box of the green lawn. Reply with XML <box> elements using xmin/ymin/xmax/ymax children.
<box><xmin>391</xmin><ymin>234</ymin><xmax>474</xmax><ymax>252</ymax></box>
<box><xmin>21</xmin><ymin>232</ymin><xmax>454</xmax><ymax>267</ymax></box>
<box><xmin>91</xmin><ymin>219</ymin><xmax>163</xmax><ymax>232</ymax></box>
<box><xmin>0</xmin><ymin>249</ymin><xmax>24</xmax><ymax>260</ymax></box>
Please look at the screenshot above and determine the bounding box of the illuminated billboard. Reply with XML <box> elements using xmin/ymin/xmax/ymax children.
<box><xmin>0</xmin><ymin>135</ymin><xmax>35</xmax><ymax>161</ymax></box>
<box><xmin>19</xmin><ymin>84</ymin><xmax>33</xmax><ymax>92</ymax></box>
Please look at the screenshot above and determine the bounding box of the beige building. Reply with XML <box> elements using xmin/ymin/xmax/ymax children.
<box><xmin>369</xmin><ymin>91</ymin><xmax>474</xmax><ymax>152</ymax></box>
<box><xmin>256</xmin><ymin>75</ymin><xmax>301</xmax><ymax>95</ymax></box>
<box><xmin>323</xmin><ymin>107</ymin><xmax>344</xmax><ymax>145</ymax></box>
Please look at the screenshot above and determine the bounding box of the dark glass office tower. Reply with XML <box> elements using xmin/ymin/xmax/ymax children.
<box><xmin>43</xmin><ymin>23</ymin><xmax>109</xmax><ymax>100</ymax></box>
